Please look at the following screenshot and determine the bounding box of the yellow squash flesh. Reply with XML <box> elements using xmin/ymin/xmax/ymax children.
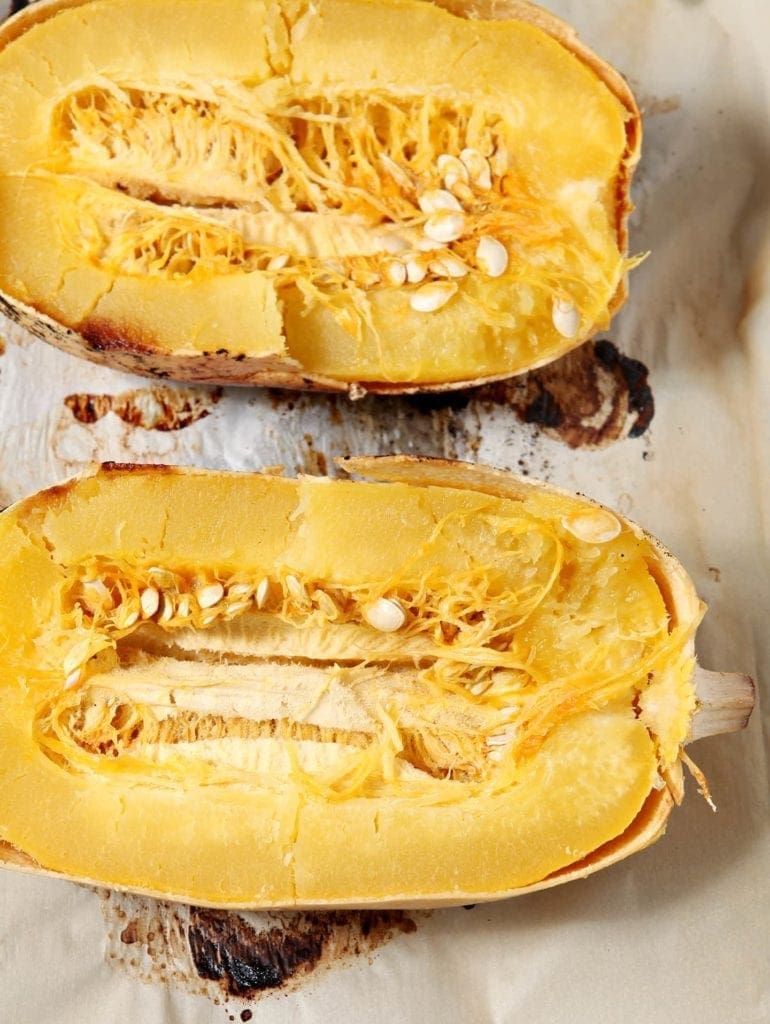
<box><xmin>0</xmin><ymin>0</ymin><xmax>640</xmax><ymax>393</ymax></box>
<box><xmin>0</xmin><ymin>457</ymin><xmax>745</xmax><ymax>909</ymax></box>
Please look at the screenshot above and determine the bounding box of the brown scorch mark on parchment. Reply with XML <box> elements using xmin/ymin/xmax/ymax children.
<box><xmin>64</xmin><ymin>385</ymin><xmax>222</xmax><ymax>431</ymax></box>
<box><xmin>473</xmin><ymin>339</ymin><xmax>654</xmax><ymax>447</ymax></box>
<box><xmin>268</xmin><ymin>339</ymin><xmax>654</xmax><ymax>468</ymax></box>
<box><xmin>101</xmin><ymin>891</ymin><xmax>417</xmax><ymax>1008</ymax></box>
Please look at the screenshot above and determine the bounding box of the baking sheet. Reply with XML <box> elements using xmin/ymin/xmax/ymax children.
<box><xmin>0</xmin><ymin>0</ymin><xmax>769</xmax><ymax>1021</ymax></box>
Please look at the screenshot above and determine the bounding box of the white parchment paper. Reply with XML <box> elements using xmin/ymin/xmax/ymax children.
<box><xmin>0</xmin><ymin>1</ymin><xmax>768</xmax><ymax>1021</ymax></box>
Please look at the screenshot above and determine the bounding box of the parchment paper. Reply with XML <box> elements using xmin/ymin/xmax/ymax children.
<box><xmin>0</xmin><ymin>1</ymin><xmax>768</xmax><ymax>1021</ymax></box>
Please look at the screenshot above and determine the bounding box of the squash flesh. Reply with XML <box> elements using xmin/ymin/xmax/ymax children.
<box><xmin>0</xmin><ymin>0</ymin><xmax>636</xmax><ymax>385</ymax></box>
<box><xmin>0</xmin><ymin>466</ymin><xmax>699</xmax><ymax>905</ymax></box>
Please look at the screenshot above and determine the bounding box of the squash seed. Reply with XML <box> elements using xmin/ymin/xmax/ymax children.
<box><xmin>158</xmin><ymin>593</ymin><xmax>174</xmax><ymax>623</ymax></box>
<box><xmin>267</xmin><ymin>253</ymin><xmax>289</xmax><ymax>271</ymax></box>
<box><xmin>382</xmin><ymin>258</ymin><xmax>407</xmax><ymax>286</ymax></box>
<box><xmin>256</xmin><ymin>577</ymin><xmax>270</xmax><ymax>609</ymax></box>
<box><xmin>424</xmin><ymin>210</ymin><xmax>465</xmax><ymax>243</ymax></box>
<box><xmin>364</xmin><ymin>597</ymin><xmax>406</xmax><ymax>632</ymax></box>
<box><xmin>410</xmin><ymin>281</ymin><xmax>458</xmax><ymax>313</ymax></box>
<box><xmin>476</xmin><ymin>235</ymin><xmax>508</xmax><ymax>278</ymax></box>
<box><xmin>285</xmin><ymin>574</ymin><xmax>305</xmax><ymax>600</ymax></box>
<box><xmin>140</xmin><ymin>587</ymin><xmax>160</xmax><ymax>619</ymax></box>
<box><xmin>64</xmin><ymin>668</ymin><xmax>82</xmax><ymax>690</ymax></box>
<box><xmin>561</xmin><ymin>509</ymin><xmax>621</xmax><ymax>544</ymax></box>
<box><xmin>437</xmin><ymin>153</ymin><xmax>469</xmax><ymax>191</ymax></box>
<box><xmin>63</xmin><ymin>640</ymin><xmax>91</xmax><ymax>676</ymax></box>
<box><xmin>418</xmin><ymin>189</ymin><xmax>462</xmax><ymax>214</ymax></box>
<box><xmin>196</xmin><ymin>582</ymin><xmax>224</xmax><ymax>609</ymax></box>
<box><xmin>406</xmin><ymin>256</ymin><xmax>428</xmax><ymax>284</ymax></box>
<box><xmin>429</xmin><ymin>254</ymin><xmax>469</xmax><ymax>279</ymax></box>
<box><xmin>460</xmin><ymin>148</ymin><xmax>492</xmax><ymax>189</ymax></box>
<box><xmin>552</xmin><ymin>298</ymin><xmax>581</xmax><ymax>338</ymax></box>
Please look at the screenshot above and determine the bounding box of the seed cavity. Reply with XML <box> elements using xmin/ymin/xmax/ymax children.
<box><xmin>552</xmin><ymin>298</ymin><xmax>581</xmax><ymax>338</ymax></box>
<box><xmin>364</xmin><ymin>597</ymin><xmax>406</xmax><ymax>633</ymax></box>
<box><xmin>476</xmin><ymin>235</ymin><xmax>508</xmax><ymax>278</ymax></box>
<box><xmin>410</xmin><ymin>280</ymin><xmax>458</xmax><ymax>313</ymax></box>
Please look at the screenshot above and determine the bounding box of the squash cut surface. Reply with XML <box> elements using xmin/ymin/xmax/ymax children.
<box><xmin>0</xmin><ymin>463</ymin><xmax>701</xmax><ymax>906</ymax></box>
<box><xmin>0</xmin><ymin>0</ymin><xmax>639</xmax><ymax>388</ymax></box>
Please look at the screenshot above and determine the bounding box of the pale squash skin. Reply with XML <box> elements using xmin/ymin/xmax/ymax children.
<box><xmin>0</xmin><ymin>457</ymin><xmax>752</xmax><ymax>910</ymax></box>
<box><xmin>0</xmin><ymin>0</ymin><xmax>641</xmax><ymax>395</ymax></box>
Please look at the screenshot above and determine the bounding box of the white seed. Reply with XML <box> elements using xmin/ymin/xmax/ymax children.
<box><xmin>470</xmin><ymin>680</ymin><xmax>490</xmax><ymax>696</ymax></box>
<box><xmin>81</xmin><ymin>579</ymin><xmax>113</xmax><ymax>609</ymax></box>
<box><xmin>113</xmin><ymin>600</ymin><xmax>140</xmax><ymax>629</ymax></box>
<box><xmin>64</xmin><ymin>668</ymin><xmax>82</xmax><ymax>690</ymax></box>
<box><xmin>200</xmin><ymin>610</ymin><xmax>218</xmax><ymax>627</ymax></box>
<box><xmin>256</xmin><ymin>577</ymin><xmax>270</xmax><ymax>609</ymax></box>
<box><xmin>487</xmin><ymin>748</ymin><xmax>504</xmax><ymax>763</ymax></box>
<box><xmin>476</xmin><ymin>235</ymin><xmax>508</xmax><ymax>278</ymax></box>
<box><xmin>437</xmin><ymin>153</ymin><xmax>469</xmax><ymax>190</ymax></box>
<box><xmin>487</xmin><ymin>727</ymin><xmax>517</xmax><ymax>747</ymax></box>
<box><xmin>140</xmin><ymin>587</ymin><xmax>160</xmax><ymax>619</ymax></box>
<box><xmin>267</xmin><ymin>253</ymin><xmax>290</xmax><ymax>272</ymax></box>
<box><xmin>227</xmin><ymin>601</ymin><xmax>250</xmax><ymax>616</ymax></box>
<box><xmin>364</xmin><ymin>597</ymin><xmax>406</xmax><ymax>633</ymax></box>
<box><xmin>63</xmin><ymin>641</ymin><xmax>90</xmax><ymax>676</ymax></box>
<box><xmin>414</xmin><ymin>236</ymin><xmax>441</xmax><ymax>253</ymax></box>
<box><xmin>228</xmin><ymin>583</ymin><xmax>254</xmax><ymax>600</ymax></box>
<box><xmin>418</xmin><ymin>189</ymin><xmax>462</xmax><ymax>214</ymax></box>
<box><xmin>424</xmin><ymin>210</ymin><xmax>465</xmax><ymax>244</ymax></box>
<box><xmin>378</xmin><ymin>233</ymin><xmax>411</xmax><ymax>254</ymax></box>
<box><xmin>410</xmin><ymin>280</ymin><xmax>458</xmax><ymax>313</ymax></box>
<box><xmin>561</xmin><ymin>509</ymin><xmax>621</xmax><ymax>544</ymax></box>
<box><xmin>285</xmin><ymin>574</ymin><xmax>305</xmax><ymax>600</ymax></box>
<box><xmin>489</xmin><ymin>142</ymin><xmax>510</xmax><ymax>178</ymax></box>
<box><xmin>313</xmin><ymin>589</ymin><xmax>339</xmax><ymax>619</ymax></box>
<box><xmin>552</xmin><ymin>298</ymin><xmax>581</xmax><ymax>338</ymax></box>
<box><xmin>460</xmin><ymin>148</ymin><xmax>492</xmax><ymax>189</ymax></box>
<box><xmin>176</xmin><ymin>594</ymin><xmax>191</xmax><ymax>619</ymax></box>
<box><xmin>406</xmin><ymin>256</ymin><xmax>428</xmax><ymax>284</ymax></box>
<box><xmin>382</xmin><ymin>258</ymin><xmax>407</xmax><ymax>286</ymax></box>
<box><xmin>196</xmin><ymin>582</ymin><xmax>224</xmax><ymax>609</ymax></box>
<box><xmin>429</xmin><ymin>254</ymin><xmax>469</xmax><ymax>279</ymax></box>
<box><xmin>148</xmin><ymin>566</ymin><xmax>175</xmax><ymax>588</ymax></box>
<box><xmin>158</xmin><ymin>593</ymin><xmax>174</xmax><ymax>623</ymax></box>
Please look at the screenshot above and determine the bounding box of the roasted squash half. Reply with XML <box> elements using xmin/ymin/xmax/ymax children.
<box><xmin>0</xmin><ymin>458</ymin><xmax>753</xmax><ymax>907</ymax></box>
<box><xmin>0</xmin><ymin>0</ymin><xmax>640</xmax><ymax>393</ymax></box>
